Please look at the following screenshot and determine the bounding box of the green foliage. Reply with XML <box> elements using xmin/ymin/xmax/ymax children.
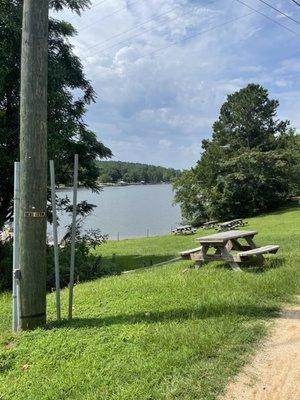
<box><xmin>211</xmin><ymin>83</ymin><xmax>289</xmax><ymax>151</ymax></box>
<box><xmin>173</xmin><ymin>170</ymin><xmax>206</xmax><ymax>225</ymax></box>
<box><xmin>0</xmin><ymin>206</ymin><xmax>299</xmax><ymax>399</ymax></box>
<box><xmin>174</xmin><ymin>84</ymin><xmax>300</xmax><ymax>221</ymax></box>
<box><xmin>97</xmin><ymin>161</ymin><xmax>180</xmax><ymax>184</ymax></box>
<box><xmin>0</xmin><ymin>222</ymin><xmax>115</xmax><ymax>293</ymax></box>
<box><xmin>0</xmin><ymin>0</ymin><xmax>111</xmax><ymax>230</ymax></box>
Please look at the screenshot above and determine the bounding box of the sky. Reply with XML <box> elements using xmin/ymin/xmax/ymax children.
<box><xmin>52</xmin><ymin>0</ymin><xmax>300</xmax><ymax>169</ymax></box>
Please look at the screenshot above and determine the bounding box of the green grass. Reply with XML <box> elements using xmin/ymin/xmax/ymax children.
<box><xmin>0</xmin><ymin>205</ymin><xmax>299</xmax><ymax>399</ymax></box>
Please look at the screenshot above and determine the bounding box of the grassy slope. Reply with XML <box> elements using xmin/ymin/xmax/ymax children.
<box><xmin>0</xmin><ymin>206</ymin><xmax>299</xmax><ymax>400</ymax></box>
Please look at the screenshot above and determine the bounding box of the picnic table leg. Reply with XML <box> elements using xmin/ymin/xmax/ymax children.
<box><xmin>220</xmin><ymin>245</ymin><xmax>242</xmax><ymax>272</ymax></box>
<box><xmin>225</xmin><ymin>240</ymin><xmax>234</xmax><ymax>251</ymax></box>
<box><xmin>194</xmin><ymin>245</ymin><xmax>207</xmax><ymax>269</ymax></box>
<box><xmin>245</xmin><ymin>236</ymin><xmax>264</xmax><ymax>262</ymax></box>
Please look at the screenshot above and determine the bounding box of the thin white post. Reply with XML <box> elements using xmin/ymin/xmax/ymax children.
<box><xmin>12</xmin><ymin>162</ymin><xmax>20</xmax><ymax>332</ymax></box>
<box><xmin>50</xmin><ymin>160</ymin><xmax>61</xmax><ymax>321</ymax></box>
<box><xmin>68</xmin><ymin>154</ymin><xmax>79</xmax><ymax>320</ymax></box>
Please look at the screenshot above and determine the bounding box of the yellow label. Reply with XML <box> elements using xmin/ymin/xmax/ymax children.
<box><xmin>24</xmin><ymin>212</ymin><xmax>46</xmax><ymax>218</ymax></box>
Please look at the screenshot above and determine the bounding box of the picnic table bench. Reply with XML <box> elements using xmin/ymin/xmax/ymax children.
<box><xmin>217</xmin><ymin>219</ymin><xmax>246</xmax><ymax>231</ymax></box>
<box><xmin>172</xmin><ymin>225</ymin><xmax>197</xmax><ymax>235</ymax></box>
<box><xmin>180</xmin><ymin>230</ymin><xmax>279</xmax><ymax>271</ymax></box>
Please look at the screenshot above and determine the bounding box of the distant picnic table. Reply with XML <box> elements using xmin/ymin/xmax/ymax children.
<box><xmin>172</xmin><ymin>225</ymin><xmax>196</xmax><ymax>235</ymax></box>
<box><xmin>202</xmin><ymin>220</ymin><xmax>218</xmax><ymax>229</ymax></box>
<box><xmin>217</xmin><ymin>218</ymin><xmax>246</xmax><ymax>231</ymax></box>
<box><xmin>181</xmin><ymin>230</ymin><xmax>279</xmax><ymax>271</ymax></box>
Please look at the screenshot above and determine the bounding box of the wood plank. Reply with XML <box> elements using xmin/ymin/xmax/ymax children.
<box><xmin>220</xmin><ymin>247</ymin><xmax>242</xmax><ymax>272</ymax></box>
<box><xmin>196</xmin><ymin>230</ymin><xmax>258</xmax><ymax>244</ymax></box>
<box><xmin>180</xmin><ymin>246</ymin><xmax>202</xmax><ymax>259</ymax></box>
<box><xmin>239</xmin><ymin>245</ymin><xmax>279</xmax><ymax>258</ymax></box>
<box><xmin>244</xmin><ymin>236</ymin><xmax>264</xmax><ymax>262</ymax></box>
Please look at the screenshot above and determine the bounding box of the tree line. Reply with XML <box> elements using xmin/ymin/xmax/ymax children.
<box><xmin>97</xmin><ymin>161</ymin><xmax>180</xmax><ymax>184</ymax></box>
<box><xmin>173</xmin><ymin>84</ymin><xmax>300</xmax><ymax>224</ymax></box>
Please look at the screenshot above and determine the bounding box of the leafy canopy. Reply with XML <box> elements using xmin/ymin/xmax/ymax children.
<box><xmin>98</xmin><ymin>161</ymin><xmax>180</xmax><ymax>184</ymax></box>
<box><xmin>174</xmin><ymin>84</ymin><xmax>299</xmax><ymax>223</ymax></box>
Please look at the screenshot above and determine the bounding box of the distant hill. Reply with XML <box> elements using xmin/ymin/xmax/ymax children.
<box><xmin>97</xmin><ymin>161</ymin><xmax>180</xmax><ymax>184</ymax></box>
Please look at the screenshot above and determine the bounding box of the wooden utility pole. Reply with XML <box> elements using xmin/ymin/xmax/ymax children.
<box><xmin>19</xmin><ymin>0</ymin><xmax>49</xmax><ymax>330</ymax></box>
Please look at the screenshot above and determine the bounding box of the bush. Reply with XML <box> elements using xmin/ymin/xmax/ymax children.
<box><xmin>0</xmin><ymin>229</ymin><xmax>117</xmax><ymax>293</ymax></box>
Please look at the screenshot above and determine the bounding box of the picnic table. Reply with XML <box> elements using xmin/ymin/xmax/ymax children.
<box><xmin>180</xmin><ymin>230</ymin><xmax>279</xmax><ymax>271</ymax></box>
<box><xmin>217</xmin><ymin>219</ymin><xmax>246</xmax><ymax>231</ymax></box>
<box><xmin>202</xmin><ymin>220</ymin><xmax>218</xmax><ymax>229</ymax></box>
<box><xmin>172</xmin><ymin>225</ymin><xmax>196</xmax><ymax>235</ymax></box>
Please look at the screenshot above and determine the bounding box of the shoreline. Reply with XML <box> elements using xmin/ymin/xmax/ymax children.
<box><xmin>56</xmin><ymin>182</ymin><xmax>172</xmax><ymax>190</ymax></box>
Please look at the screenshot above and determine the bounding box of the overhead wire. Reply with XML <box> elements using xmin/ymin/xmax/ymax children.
<box><xmin>78</xmin><ymin>0</ymin><xmax>144</xmax><ymax>32</ymax></box>
<box><xmin>148</xmin><ymin>8</ymin><xmax>260</xmax><ymax>58</ymax></box>
<box><xmin>235</xmin><ymin>0</ymin><xmax>300</xmax><ymax>36</ymax></box>
<box><xmin>289</xmin><ymin>0</ymin><xmax>300</xmax><ymax>7</ymax></box>
<box><xmin>81</xmin><ymin>2</ymin><xmax>196</xmax><ymax>53</ymax></box>
<box><xmin>68</xmin><ymin>0</ymin><xmax>300</xmax><ymax>65</ymax></box>
<box><xmin>82</xmin><ymin>7</ymin><xmax>266</xmax><ymax>60</ymax></box>
<box><xmin>81</xmin><ymin>2</ymin><xmax>217</xmax><ymax>56</ymax></box>
<box><xmin>256</xmin><ymin>0</ymin><xmax>300</xmax><ymax>24</ymax></box>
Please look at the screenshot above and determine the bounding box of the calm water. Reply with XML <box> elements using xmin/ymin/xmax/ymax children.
<box><xmin>52</xmin><ymin>184</ymin><xmax>182</xmax><ymax>240</ymax></box>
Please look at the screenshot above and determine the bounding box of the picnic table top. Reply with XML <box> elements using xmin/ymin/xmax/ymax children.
<box><xmin>218</xmin><ymin>219</ymin><xmax>243</xmax><ymax>226</ymax></box>
<box><xmin>196</xmin><ymin>230</ymin><xmax>258</xmax><ymax>244</ymax></box>
<box><xmin>174</xmin><ymin>225</ymin><xmax>194</xmax><ymax>230</ymax></box>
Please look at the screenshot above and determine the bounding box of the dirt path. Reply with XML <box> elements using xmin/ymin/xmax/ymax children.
<box><xmin>222</xmin><ymin>302</ymin><xmax>300</xmax><ymax>400</ymax></box>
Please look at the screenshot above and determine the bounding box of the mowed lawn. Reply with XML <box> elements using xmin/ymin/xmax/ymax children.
<box><xmin>0</xmin><ymin>206</ymin><xmax>299</xmax><ymax>400</ymax></box>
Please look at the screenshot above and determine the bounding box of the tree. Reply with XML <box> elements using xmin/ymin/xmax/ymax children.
<box><xmin>174</xmin><ymin>84</ymin><xmax>299</xmax><ymax>221</ymax></box>
<box><xmin>173</xmin><ymin>170</ymin><xmax>206</xmax><ymax>225</ymax></box>
<box><xmin>97</xmin><ymin>161</ymin><xmax>180</xmax><ymax>184</ymax></box>
<box><xmin>0</xmin><ymin>0</ymin><xmax>111</xmax><ymax>230</ymax></box>
<box><xmin>211</xmin><ymin>83</ymin><xmax>289</xmax><ymax>151</ymax></box>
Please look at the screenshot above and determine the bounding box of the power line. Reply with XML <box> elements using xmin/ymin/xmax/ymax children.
<box><xmin>149</xmin><ymin>8</ymin><xmax>259</xmax><ymax>58</ymax></box>
<box><xmin>235</xmin><ymin>0</ymin><xmax>300</xmax><ymax>36</ymax></box>
<box><xmin>82</xmin><ymin>3</ymin><xmax>191</xmax><ymax>53</ymax></box>
<box><xmin>290</xmin><ymin>0</ymin><xmax>300</xmax><ymax>6</ymax></box>
<box><xmin>82</xmin><ymin>3</ymin><xmax>216</xmax><ymax>56</ymax></box>
<box><xmin>78</xmin><ymin>0</ymin><xmax>144</xmax><ymax>32</ymax></box>
<box><xmin>84</xmin><ymin>8</ymin><xmax>265</xmax><ymax>60</ymax></box>
<box><xmin>256</xmin><ymin>0</ymin><xmax>300</xmax><ymax>25</ymax></box>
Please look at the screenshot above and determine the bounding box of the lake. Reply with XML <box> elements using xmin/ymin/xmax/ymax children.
<box><xmin>53</xmin><ymin>184</ymin><xmax>182</xmax><ymax>240</ymax></box>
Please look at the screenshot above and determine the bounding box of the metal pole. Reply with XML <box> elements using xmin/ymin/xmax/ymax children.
<box><xmin>117</xmin><ymin>232</ymin><xmax>120</xmax><ymax>241</ymax></box>
<box><xmin>12</xmin><ymin>162</ymin><xmax>20</xmax><ymax>332</ymax></box>
<box><xmin>50</xmin><ymin>160</ymin><xmax>61</xmax><ymax>321</ymax></box>
<box><xmin>68</xmin><ymin>154</ymin><xmax>79</xmax><ymax>320</ymax></box>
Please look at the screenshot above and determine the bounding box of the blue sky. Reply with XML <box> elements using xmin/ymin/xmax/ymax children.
<box><xmin>53</xmin><ymin>0</ymin><xmax>300</xmax><ymax>169</ymax></box>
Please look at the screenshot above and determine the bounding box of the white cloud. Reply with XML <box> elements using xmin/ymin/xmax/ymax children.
<box><xmin>159</xmin><ymin>139</ymin><xmax>172</xmax><ymax>148</ymax></box>
<box><xmin>51</xmin><ymin>0</ymin><xmax>300</xmax><ymax>169</ymax></box>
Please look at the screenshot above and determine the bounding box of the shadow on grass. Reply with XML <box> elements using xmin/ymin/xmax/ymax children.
<box><xmin>254</xmin><ymin>202</ymin><xmax>299</xmax><ymax>217</ymax></box>
<box><xmin>48</xmin><ymin>303</ymin><xmax>280</xmax><ymax>331</ymax></box>
<box><xmin>100</xmin><ymin>254</ymin><xmax>177</xmax><ymax>274</ymax></box>
<box><xmin>210</xmin><ymin>256</ymin><xmax>285</xmax><ymax>274</ymax></box>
